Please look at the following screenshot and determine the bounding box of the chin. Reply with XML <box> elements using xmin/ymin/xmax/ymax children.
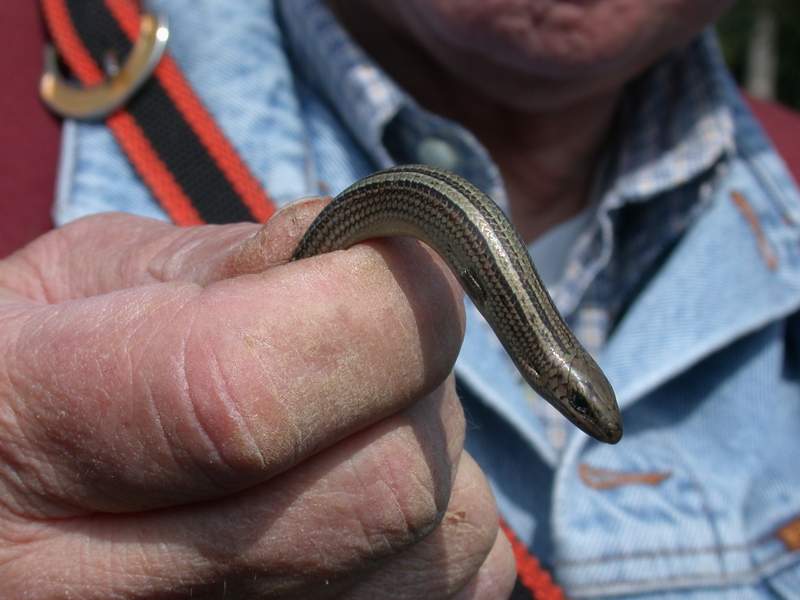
<box><xmin>401</xmin><ymin>0</ymin><xmax>731</xmax><ymax>85</ymax></box>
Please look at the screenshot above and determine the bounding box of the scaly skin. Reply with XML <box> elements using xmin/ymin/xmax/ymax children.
<box><xmin>294</xmin><ymin>165</ymin><xmax>623</xmax><ymax>443</ymax></box>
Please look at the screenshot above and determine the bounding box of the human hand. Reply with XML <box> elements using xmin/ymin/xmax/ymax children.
<box><xmin>0</xmin><ymin>202</ymin><xmax>515</xmax><ymax>598</ymax></box>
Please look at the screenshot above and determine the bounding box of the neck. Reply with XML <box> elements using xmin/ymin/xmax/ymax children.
<box><xmin>327</xmin><ymin>0</ymin><xmax>621</xmax><ymax>241</ymax></box>
<box><xmin>453</xmin><ymin>95</ymin><xmax>619</xmax><ymax>241</ymax></box>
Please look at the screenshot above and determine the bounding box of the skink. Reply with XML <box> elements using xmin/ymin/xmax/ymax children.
<box><xmin>293</xmin><ymin>165</ymin><xmax>622</xmax><ymax>444</ymax></box>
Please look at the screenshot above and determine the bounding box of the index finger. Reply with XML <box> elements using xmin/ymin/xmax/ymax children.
<box><xmin>0</xmin><ymin>199</ymin><xmax>327</xmax><ymax>302</ymax></box>
<box><xmin>2</xmin><ymin>203</ymin><xmax>465</xmax><ymax>517</ymax></box>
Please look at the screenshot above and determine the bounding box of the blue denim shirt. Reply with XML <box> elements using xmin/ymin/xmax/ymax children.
<box><xmin>53</xmin><ymin>1</ymin><xmax>800</xmax><ymax>597</ymax></box>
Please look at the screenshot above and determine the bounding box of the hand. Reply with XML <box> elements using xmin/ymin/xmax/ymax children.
<box><xmin>0</xmin><ymin>202</ymin><xmax>515</xmax><ymax>599</ymax></box>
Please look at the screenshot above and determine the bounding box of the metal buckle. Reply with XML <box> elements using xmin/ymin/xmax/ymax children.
<box><xmin>39</xmin><ymin>12</ymin><xmax>169</xmax><ymax>120</ymax></box>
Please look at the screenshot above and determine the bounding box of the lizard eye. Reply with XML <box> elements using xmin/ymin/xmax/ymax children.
<box><xmin>569</xmin><ymin>391</ymin><xmax>590</xmax><ymax>416</ymax></box>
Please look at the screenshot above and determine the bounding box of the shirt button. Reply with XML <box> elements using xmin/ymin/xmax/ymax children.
<box><xmin>415</xmin><ymin>137</ymin><xmax>461</xmax><ymax>171</ymax></box>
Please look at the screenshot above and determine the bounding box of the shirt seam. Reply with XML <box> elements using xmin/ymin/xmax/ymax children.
<box><xmin>565</xmin><ymin>551</ymin><xmax>800</xmax><ymax>598</ymax></box>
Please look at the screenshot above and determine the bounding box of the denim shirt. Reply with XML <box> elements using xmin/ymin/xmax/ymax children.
<box><xmin>53</xmin><ymin>1</ymin><xmax>800</xmax><ymax>597</ymax></box>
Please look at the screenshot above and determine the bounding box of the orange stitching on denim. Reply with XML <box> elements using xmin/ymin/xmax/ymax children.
<box><xmin>778</xmin><ymin>517</ymin><xmax>800</xmax><ymax>551</ymax></box>
<box><xmin>730</xmin><ymin>191</ymin><xmax>779</xmax><ymax>270</ymax></box>
<box><xmin>578</xmin><ymin>463</ymin><xmax>672</xmax><ymax>490</ymax></box>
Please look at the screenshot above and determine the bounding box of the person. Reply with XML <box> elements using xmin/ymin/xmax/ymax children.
<box><xmin>2</xmin><ymin>0</ymin><xmax>800</xmax><ymax>598</ymax></box>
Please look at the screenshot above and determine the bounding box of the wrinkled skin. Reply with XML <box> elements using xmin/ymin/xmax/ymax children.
<box><xmin>1</xmin><ymin>1</ymin><xmax>732</xmax><ymax>598</ymax></box>
<box><xmin>0</xmin><ymin>206</ymin><xmax>512</xmax><ymax>598</ymax></box>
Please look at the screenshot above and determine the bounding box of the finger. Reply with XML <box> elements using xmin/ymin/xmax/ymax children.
<box><xmin>0</xmin><ymin>199</ymin><xmax>328</xmax><ymax>303</ymax></box>
<box><xmin>346</xmin><ymin>452</ymin><xmax>506</xmax><ymax>600</ymax></box>
<box><xmin>2</xmin><ymin>240</ymin><xmax>464</xmax><ymax>515</ymax></box>
<box><xmin>451</xmin><ymin>529</ymin><xmax>516</xmax><ymax>600</ymax></box>
<box><xmin>2</xmin><ymin>380</ymin><xmax>466</xmax><ymax>599</ymax></box>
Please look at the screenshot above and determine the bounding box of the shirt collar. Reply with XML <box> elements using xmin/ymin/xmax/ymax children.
<box><xmin>277</xmin><ymin>0</ymin><xmax>510</xmax><ymax>206</ymax></box>
<box><xmin>277</xmin><ymin>0</ymin><xmax>406</xmax><ymax>168</ymax></box>
<box><xmin>550</xmin><ymin>32</ymin><xmax>737</xmax><ymax>321</ymax></box>
<box><xmin>279</xmin><ymin>0</ymin><xmax>734</xmax><ymax>207</ymax></box>
<box><xmin>609</xmin><ymin>32</ymin><xmax>736</xmax><ymax>203</ymax></box>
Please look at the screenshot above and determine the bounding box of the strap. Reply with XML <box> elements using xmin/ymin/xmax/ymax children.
<box><xmin>40</xmin><ymin>0</ymin><xmax>275</xmax><ymax>225</ymax></box>
<box><xmin>501</xmin><ymin>519</ymin><xmax>566</xmax><ymax>600</ymax></box>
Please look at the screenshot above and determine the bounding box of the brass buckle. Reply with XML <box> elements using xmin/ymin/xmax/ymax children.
<box><xmin>40</xmin><ymin>13</ymin><xmax>170</xmax><ymax>120</ymax></box>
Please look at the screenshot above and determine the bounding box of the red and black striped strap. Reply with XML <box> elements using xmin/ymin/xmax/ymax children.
<box><xmin>502</xmin><ymin>520</ymin><xmax>566</xmax><ymax>600</ymax></box>
<box><xmin>40</xmin><ymin>1</ymin><xmax>567</xmax><ymax>597</ymax></box>
<box><xmin>40</xmin><ymin>0</ymin><xmax>275</xmax><ymax>225</ymax></box>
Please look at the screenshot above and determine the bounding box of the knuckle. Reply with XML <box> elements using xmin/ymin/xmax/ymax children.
<box><xmin>341</xmin><ymin>456</ymin><xmax>503</xmax><ymax>600</ymax></box>
<box><xmin>353</xmin><ymin>420</ymin><xmax>458</xmax><ymax>552</ymax></box>
<box><xmin>376</xmin><ymin>450</ymin><xmax>446</xmax><ymax>545</ymax></box>
<box><xmin>153</xmin><ymin>298</ymin><xmax>289</xmax><ymax>491</ymax></box>
<box><xmin>365</xmin><ymin>381</ymin><xmax>467</xmax><ymax>547</ymax></box>
<box><xmin>178</xmin><ymin>320</ymin><xmax>278</xmax><ymax>485</ymax></box>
